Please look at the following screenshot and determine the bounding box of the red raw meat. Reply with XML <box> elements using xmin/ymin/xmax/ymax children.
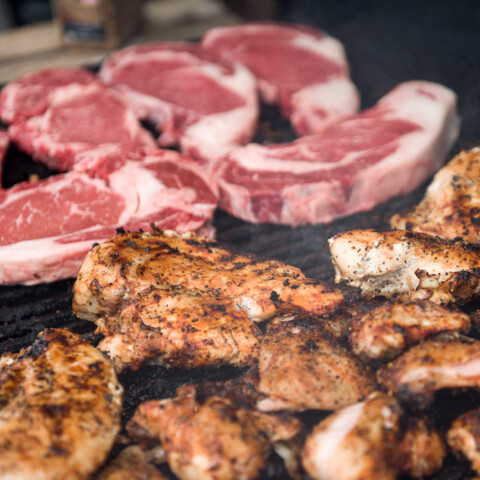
<box><xmin>202</xmin><ymin>22</ymin><xmax>360</xmax><ymax>135</ymax></box>
<box><xmin>0</xmin><ymin>67</ymin><xmax>96</xmax><ymax>124</ymax></box>
<box><xmin>99</xmin><ymin>42</ymin><xmax>258</xmax><ymax>166</ymax></box>
<box><xmin>8</xmin><ymin>83</ymin><xmax>156</xmax><ymax>171</ymax></box>
<box><xmin>215</xmin><ymin>81</ymin><xmax>459</xmax><ymax>226</ymax></box>
<box><xmin>0</xmin><ymin>148</ymin><xmax>219</xmax><ymax>285</ymax></box>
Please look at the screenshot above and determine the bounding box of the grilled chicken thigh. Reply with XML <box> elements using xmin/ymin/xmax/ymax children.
<box><xmin>0</xmin><ymin>328</ymin><xmax>123</xmax><ymax>480</ymax></box>
<box><xmin>257</xmin><ymin>315</ymin><xmax>375</xmax><ymax>411</ymax></box>
<box><xmin>391</xmin><ymin>148</ymin><xmax>480</xmax><ymax>242</ymax></box>
<box><xmin>447</xmin><ymin>408</ymin><xmax>480</xmax><ymax>475</ymax></box>
<box><xmin>349</xmin><ymin>299</ymin><xmax>471</xmax><ymax>361</ymax></box>
<box><xmin>302</xmin><ymin>392</ymin><xmax>401</xmax><ymax>480</ymax></box>
<box><xmin>73</xmin><ymin>230</ymin><xmax>343</xmax><ymax>323</ymax></box>
<box><xmin>377</xmin><ymin>336</ymin><xmax>480</xmax><ymax>406</ymax></box>
<box><xmin>95</xmin><ymin>286</ymin><xmax>261</xmax><ymax>372</ymax></box>
<box><xmin>128</xmin><ymin>383</ymin><xmax>301</xmax><ymax>480</ymax></box>
<box><xmin>329</xmin><ymin>229</ymin><xmax>480</xmax><ymax>304</ymax></box>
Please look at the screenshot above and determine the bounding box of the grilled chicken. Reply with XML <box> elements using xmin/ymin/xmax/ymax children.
<box><xmin>127</xmin><ymin>383</ymin><xmax>301</xmax><ymax>480</ymax></box>
<box><xmin>73</xmin><ymin>230</ymin><xmax>343</xmax><ymax>323</ymax></box>
<box><xmin>302</xmin><ymin>392</ymin><xmax>401</xmax><ymax>480</ymax></box>
<box><xmin>348</xmin><ymin>299</ymin><xmax>471</xmax><ymax>362</ymax></box>
<box><xmin>391</xmin><ymin>148</ymin><xmax>480</xmax><ymax>242</ymax></box>
<box><xmin>447</xmin><ymin>408</ymin><xmax>480</xmax><ymax>475</ymax></box>
<box><xmin>257</xmin><ymin>314</ymin><xmax>375</xmax><ymax>412</ymax></box>
<box><xmin>95</xmin><ymin>286</ymin><xmax>261</xmax><ymax>372</ymax></box>
<box><xmin>377</xmin><ymin>335</ymin><xmax>480</xmax><ymax>407</ymax></box>
<box><xmin>96</xmin><ymin>446</ymin><xmax>167</xmax><ymax>480</ymax></box>
<box><xmin>0</xmin><ymin>328</ymin><xmax>123</xmax><ymax>480</ymax></box>
<box><xmin>329</xmin><ymin>229</ymin><xmax>480</xmax><ymax>305</ymax></box>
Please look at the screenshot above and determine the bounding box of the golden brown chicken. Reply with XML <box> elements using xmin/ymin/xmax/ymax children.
<box><xmin>377</xmin><ymin>335</ymin><xmax>480</xmax><ymax>407</ymax></box>
<box><xmin>256</xmin><ymin>314</ymin><xmax>376</xmax><ymax>412</ymax></box>
<box><xmin>329</xmin><ymin>229</ymin><xmax>480</xmax><ymax>305</ymax></box>
<box><xmin>0</xmin><ymin>328</ymin><xmax>123</xmax><ymax>480</ymax></box>
<box><xmin>94</xmin><ymin>286</ymin><xmax>261</xmax><ymax>372</ymax></box>
<box><xmin>127</xmin><ymin>382</ymin><xmax>301</xmax><ymax>480</ymax></box>
<box><xmin>391</xmin><ymin>147</ymin><xmax>480</xmax><ymax>242</ymax></box>
<box><xmin>73</xmin><ymin>230</ymin><xmax>343</xmax><ymax>323</ymax></box>
<box><xmin>348</xmin><ymin>299</ymin><xmax>471</xmax><ymax>362</ymax></box>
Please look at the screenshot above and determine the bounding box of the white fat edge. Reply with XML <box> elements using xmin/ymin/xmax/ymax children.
<box><xmin>216</xmin><ymin>177</ymin><xmax>258</xmax><ymax>223</ymax></box>
<box><xmin>307</xmin><ymin>401</ymin><xmax>365</xmax><ymax>480</ymax></box>
<box><xmin>292</xmin><ymin>33</ymin><xmax>349</xmax><ymax>68</ymax></box>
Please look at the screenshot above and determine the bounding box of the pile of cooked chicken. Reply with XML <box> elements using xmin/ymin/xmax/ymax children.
<box><xmin>3</xmin><ymin>147</ymin><xmax>480</xmax><ymax>480</ymax></box>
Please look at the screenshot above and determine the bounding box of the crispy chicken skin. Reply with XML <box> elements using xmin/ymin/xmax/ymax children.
<box><xmin>73</xmin><ymin>230</ymin><xmax>343</xmax><ymax>323</ymax></box>
<box><xmin>447</xmin><ymin>408</ymin><xmax>480</xmax><ymax>475</ymax></box>
<box><xmin>127</xmin><ymin>384</ymin><xmax>301</xmax><ymax>480</ymax></box>
<box><xmin>95</xmin><ymin>286</ymin><xmax>261</xmax><ymax>372</ymax></box>
<box><xmin>257</xmin><ymin>315</ymin><xmax>376</xmax><ymax>412</ymax></box>
<box><xmin>96</xmin><ymin>446</ymin><xmax>167</xmax><ymax>480</ymax></box>
<box><xmin>391</xmin><ymin>148</ymin><xmax>480</xmax><ymax>242</ymax></box>
<box><xmin>0</xmin><ymin>328</ymin><xmax>123</xmax><ymax>480</ymax></box>
<box><xmin>377</xmin><ymin>336</ymin><xmax>480</xmax><ymax>406</ymax></box>
<box><xmin>302</xmin><ymin>392</ymin><xmax>401</xmax><ymax>480</ymax></box>
<box><xmin>348</xmin><ymin>299</ymin><xmax>471</xmax><ymax>362</ymax></box>
<box><xmin>329</xmin><ymin>229</ymin><xmax>480</xmax><ymax>305</ymax></box>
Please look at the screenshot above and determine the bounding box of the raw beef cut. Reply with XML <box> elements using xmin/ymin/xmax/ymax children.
<box><xmin>0</xmin><ymin>129</ymin><xmax>9</xmax><ymax>180</ymax></box>
<box><xmin>99</xmin><ymin>42</ymin><xmax>258</xmax><ymax>166</ymax></box>
<box><xmin>0</xmin><ymin>67</ymin><xmax>96</xmax><ymax>124</ymax></box>
<box><xmin>0</xmin><ymin>148</ymin><xmax>219</xmax><ymax>285</ymax></box>
<box><xmin>8</xmin><ymin>83</ymin><xmax>156</xmax><ymax>171</ymax></box>
<box><xmin>215</xmin><ymin>81</ymin><xmax>459</xmax><ymax>226</ymax></box>
<box><xmin>201</xmin><ymin>22</ymin><xmax>360</xmax><ymax>135</ymax></box>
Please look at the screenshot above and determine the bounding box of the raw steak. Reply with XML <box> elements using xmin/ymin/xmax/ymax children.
<box><xmin>201</xmin><ymin>22</ymin><xmax>360</xmax><ymax>135</ymax></box>
<box><xmin>99</xmin><ymin>42</ymin><xmax>258</xmax><ymax>166</ymax></box>
<box><xmin>0</xmin><ymin>129</ymin><xmax>9</xmax><ymax>180</ymax></box>
<box><xmin>8</xmin><ymin>83</ymin><xmax>156</xmax><ymax>172</ymax></box>
<box><xmin>215</xmin><ymin>81</ymin><xmax>459</xmax><ymax>226</ymax></box>
<box><xmin>0</xmin><ymin>67</ymin><xmax>96</xmax><ymax>124</ymax></box>
<box><xmin>0</xmin><ymin>148</ymin><xmax>219</xmax><ymax>285</ymax></box>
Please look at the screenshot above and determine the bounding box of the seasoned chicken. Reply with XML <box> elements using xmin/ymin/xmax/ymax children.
<box><xmin>391</xmin><ymin>148</ymin><xmax>480</xmax><ymax>242</ymax></box>
<box><xmin>95</xmin><ymin>286</ymin><xmax>261</xmax><ymax>372</ymax></box>
<box><xmin>96</xmin><ymin>446</ymin><xmax>167</xmax><ymax>480</ymax></box>
<box><xmin>377</xmin><ymin>336</ymin><xmax>480</xmax><ymax>407</ymax></box>
<box><xmin>257</xmin><ymin>314</ymin><xmax>376</xmax><ymax>412</ymax></box>
<box><xmin>447</xmin><ymin>408</ymin><xmax>480</xmax><ymax>475</ymax></box>
<box><xmin>0</xmin><ymin>328</ymin><xmax>123</xmax><ymax>480</ymax></box>
<box><xmin>329</xmin><ymin>229</ymin><xmax>480</xmax><ymax>304</ymax></box>
<box><xmin>302</xmin><ymin>392</ymin><xmax>401</xmax><ymax>480</ymax></box>
<box><xmin>348</xmin><ymin>299</ymin><xmax>471</xmax><ymax>361</ymax></box>
<box><xmin>394</xmin><ymin>416</ymin><xmax>445</xmax><ymax>478</ymax></box>
<box><xmin>73</xmin><ymin>230</ymin><xmax>343</xmax><ymax>323</ymax></box>
<box><xmin>127</xmin><ymin>383</ymin><xmax>301</xmax><ymax>480</ymax></box>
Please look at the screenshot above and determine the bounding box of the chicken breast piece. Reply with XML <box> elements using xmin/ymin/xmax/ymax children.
<box><xmin>0</xmin><ymin>328</ymin><xmax>123</xmax><ymax>480</ymax></box>
<box><xmin>391</xmin><ymin>147</ymin><xmax>480</xmax><ymax>242</ymax></box>
<box><xmin>377</xmin><ymin>336</ymin><xmax>480</xmax><ymax>407</ymax></box>
<box><xmin>447</xmin><ymin>408</ymin><xmax>480</xmax><ymax>475</ymax></box>
<box><xmin>127</xmin><ymin>384</ymin><xmax>301</xmax><ymax>480</ymax></box>
<box><xmin>95</xmin><ymin>286</ymin><xmax>261</xmax><ymax>372</ymax></box>
<box><xmin>302</xmin><ymin>392</ymin><xmax>401</xmax><ymax>480</ymax></box>
<box><xmin>73</xmin><ymin>230</ymin><xmax>343</xmax><ymax>323</ymax></box>
<box><xmin>329</xmin><ymin>229</ymin><xmax>480</xmax><ymax>304</ymax></box>
<box><xmin>257</xmin><ymin>314</ymin><xmax>375</xmax><ymax>412</ymax></box>
<box><xmin>349</xmin><ymin>299</ymin><xmax>471</xmax><ymax>362</ymax></box>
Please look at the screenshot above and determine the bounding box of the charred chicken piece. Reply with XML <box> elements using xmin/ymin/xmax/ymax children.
<box><xmin>329</xmin><ymin>229</ymin><xmax>480</xmax><ymax>305</ymax></box>
<box><xmin>302</xmin><ymin>392</ymin><xmax>401</xmax><ymax>480</ymax></box>
<box><xmin>257</xmin><ymin>314</ymin><xmax>376</xmax><ymax>412</ymax></box>
<box><xmin>96</xmin><ymin>446</ymin><xmax>167</xmax><ymax>480</ymax></box>
<box><xmin>127</xmin><ymin>383</ymin><xmax>301</xmax><ymax>480</ymax></box>
<box><xmin>0</xmin><ymin>328</ymin><xmax>123</xmax><ymax>480</ymax></box>
<box><xmin>447</xmin><ymin>408</ymin><xmax>480</xmax><ymax>475</ymax></box>
<box><xmin>348</xmin><ymin>299</ymin><xmax>471</xmax><ymax>362</ymax></box>
<box><xmin>377</xmin><ymin>336</ymin><xmax>480</xmax><ymax>407</ymax></box>
<box><xmin>73</xmin><ymin>230</ymin><xmax>343</xmax><ymax>323</ymax></box>
<box><xmin>95</xmin><ymin>286</ymin><xmax>261</xmax><ymax>372</ymax></box>
<box><xmin>391</xmin><ymin>147</ymin><xmax>480</xmax><ymax>243</ymax></box>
